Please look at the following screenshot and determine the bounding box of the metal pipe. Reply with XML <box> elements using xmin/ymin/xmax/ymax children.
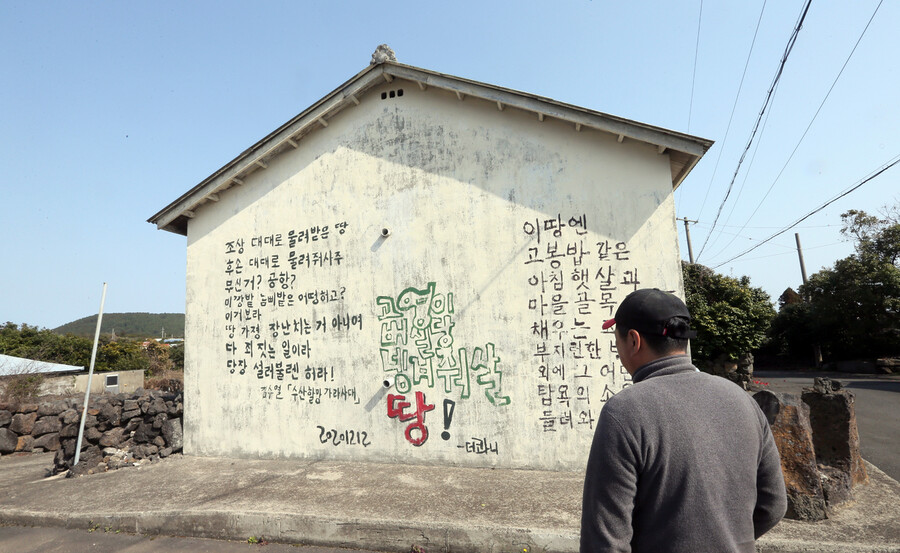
<box><xmin>74</xmin><ymin>282</ymin><xmax>107</xmax><ymax>467</ymax></box>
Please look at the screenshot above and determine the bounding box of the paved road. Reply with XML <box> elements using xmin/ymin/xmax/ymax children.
<box><xmin>755</xmin><ymin>370</ymin><xmax>900</xmax><ymax>481</ymax></box>
<box><xmin>0</xmin><ymin>525</ymin><xmax>387</xmax><ymax>553</ymax></box>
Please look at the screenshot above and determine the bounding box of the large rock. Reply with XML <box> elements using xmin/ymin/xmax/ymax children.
<box><xmin>152</xmin><ymin>413</ymin><xmax>168</xmax><ymax>429</ymax></box>
<box><xmin>161</xmin><ymin>418</ymin><xmax>183</xmax><ymax>451</ymax></box>
<box><xmin>146</xmin><ymin>397</ymin><xmax>168</xmax><ymax>416</ymax></box>
<box><xmin>120</xmin><ymin>409</ymin><xmax>141</xmax><ymax>423</ymax></box>
<box><xmin>62</xmin><ymin>438</ymin><xmax>76</xmax><ymax>458</ymax></box>
<box><xmin>818</xmin><ymin>465</ymin><xmax>852</xmax><ymax>506</ymax></box>
<box><xmin>84</xmin><ymin>426</ymin><xmax>102</xmax><ymax>443</ymax></box>
<box><xmin>100</xmin><ymin>403</ymin><xmax>121</xmax><ymax>426</ymax></box>
<box><xmin>10</xmin><ymin>412</ymin><xmax>37</xmax><ymax>434</ymax></box>
<box><xmin>37</xmin><ymin>401</ymin><xmax>68</xmax><ymax>417</ymax></box>
<box><xmin>15</xmin><ymin>435</ymin><xmax>34</xmax><ymax>452</ymax></box>
<box><xmin>133</xmin><ymin>422</ymin><xmax>157</xmax><ymax>444</ymax></box>
<box><xmin>0</xmin><ymin>428</ymin><xmax>19</xmax><ymax>454</ymax></box>
<box><xmin>33</xmin><ymin>432</ymin><xmax>61</xmax><ymax>452</ymax></box>
<box><xmin>60</xmin><ymin>408</ymin><xmax>80</xmax><ymax>425</ymax></box>
<box><xmin>124</xmin><ymin>417</ymin><xmax>142</xmax><ymax>433</ymax></box>
<box><xmin>32</xmin><ymin>416</ymin><xmax>63</xmax><ymax>437</ymax></box>
<box><xmin>802</xmin><ymin>378</ymin><xmax>868</xmax><ymax>487</ymax></box>
<box><xmin>59</xmin><ymin>424</ymin><xmax>79</xmax><ymax>438</ymax></box>
<box><xmin>754</xmin><ymin>391</ymin><xmax>827</xmax><ymax>521</ymax></box>
<box><xmin>67</xmin><ymin>446</ymin><xmax>103</xmax><ymax>477</ymax></box>
<box><xmin>15</xmin><ymin>403</ymin><xmax>38</xmax><ymax>414</ymax></box>
<box><xmin>99</xmin><ymin>427</ymin><xmax>126</xmax><ymax>448</ymax></box>
<box><xmin>0</xmin><ymin>410</ymin><xmax>12</xmax><ymax>427</ymax></box>
<box><xmin>875</xmin><ymin>358</ymin><xmax>898</xmax><ymax>374</ymax></box>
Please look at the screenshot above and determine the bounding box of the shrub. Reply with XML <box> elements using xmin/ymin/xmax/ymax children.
<box><xmin>1</xmin><ymin>373</ymin><xmax>44</xmax><ymax>402</ymax></box>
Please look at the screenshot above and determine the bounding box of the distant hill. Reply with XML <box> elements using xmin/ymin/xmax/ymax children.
<box><xmin>54</xmin><ymin>313</ymin><xmax>185</xmax><ymax>338</ymax></box>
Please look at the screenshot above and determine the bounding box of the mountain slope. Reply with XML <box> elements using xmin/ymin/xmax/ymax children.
<box><xmin>53</xmin><ymin>313</ymin><xmax>185</xmax><ymax>338</ymax></box>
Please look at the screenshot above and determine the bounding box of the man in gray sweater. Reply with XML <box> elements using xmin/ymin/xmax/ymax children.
<box><xmin>580</xmin><ymin>288</ymin><xmax>786</xmax><ymax>553</ymax></box>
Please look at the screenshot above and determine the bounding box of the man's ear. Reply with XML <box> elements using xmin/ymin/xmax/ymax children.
<box><xmin>626</xmin><ymin>329</ymin><xmax>641</xmax><ymax>353</ymax></box>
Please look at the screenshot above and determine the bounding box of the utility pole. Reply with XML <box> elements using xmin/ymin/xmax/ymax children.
<box><xmin>795</xmin><ymin>233</ymin><xmax>822</xmax><ymax>367</ymax></box>
<box><xmin>677</xmin><ymin>218</ymin><xmax>698</xmax><ymax>263</ymax></box>
<box><xmin>795</xmin><ymin>233</ymin><xmax>808</xmax><ymax>286</ymax></box>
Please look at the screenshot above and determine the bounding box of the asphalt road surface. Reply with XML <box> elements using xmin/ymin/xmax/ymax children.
<box><xmin>0</xmin><ymin>525</ymin><xmax>388</xmax><ymax>553</ymax></box>
<box><xmin>755</xmin><ymin>370</ymin><xmax>900</xmax><ymax>481</ymax></box>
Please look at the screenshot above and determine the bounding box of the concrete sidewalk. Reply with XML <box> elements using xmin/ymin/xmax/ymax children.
<box><xmin>1</xmin><ymin>453</ymin><xmax>898</xmax><ymax>553</ymax></box>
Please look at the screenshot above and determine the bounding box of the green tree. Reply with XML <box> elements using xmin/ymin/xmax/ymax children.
<box><xmin>682</xmin><ymin>262</ymin><xmax>776</xmax><ymax>362</ymax></box>
<box><xmin>96</xmin><ymin>339</ymin><xmax>150</xmax><ymax>373</ymax></box>
<box><xmin>168</xmin><ymin>343</ymin><xmax>185</xmax><ymax>371</ymax></box>
<box><xmin>771</xmin><ymin>206</ymin><xmax>900</xmax><ymax>361</ymax></box>
<box><xmin>0</xmin><ymin>322</ymin><xmax>92</xmax><ymax>367</ymax></box>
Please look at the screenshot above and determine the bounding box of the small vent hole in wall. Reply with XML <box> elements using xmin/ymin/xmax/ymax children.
<box><xmin>381</xmin><ymin>89</ymin><xmax>404</xmax><ymax>100</ymax></box>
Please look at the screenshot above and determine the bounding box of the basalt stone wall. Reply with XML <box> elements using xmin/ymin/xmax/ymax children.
<box><xmin>0</xmin><ymin>390</ymin><xmax>183</xmax><ymax>476</ymax></box>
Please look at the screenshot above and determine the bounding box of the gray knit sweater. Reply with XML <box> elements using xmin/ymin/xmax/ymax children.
<box><xmin>580</xmin><ymin>355</ymin><xmax>786</xmax><ymax>553</ymax></box>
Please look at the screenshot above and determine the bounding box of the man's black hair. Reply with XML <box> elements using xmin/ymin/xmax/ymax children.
<box><xmin>617</xmin><ymin>316</ymin><xmax>691</xmax><ymax>356</ymax></box>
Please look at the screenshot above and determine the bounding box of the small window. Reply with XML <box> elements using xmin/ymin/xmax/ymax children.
<box><xmin>397</xmin><ymin>89</ymin><xmax>404</xmax><ymax>97</ymax></box>
<box><xmin>381</xmin><ymin>92</ymin><xmax>387</xmax><ymax>100</ymax></box>
<box><xmin>106</xmin><ymin>374</ymin><xmax>119</xmax><ymax>387</ymax></box>
<box><xmin>389</xmin><ymin>90</ymin><xmax>395</xmax><ymax>98</ymax></box>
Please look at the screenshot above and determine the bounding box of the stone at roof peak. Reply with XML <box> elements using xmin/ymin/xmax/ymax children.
<box><xmin>370</xmin><ymin>44</ymin><xmax>397</xmax><ymax>64</ymax></box>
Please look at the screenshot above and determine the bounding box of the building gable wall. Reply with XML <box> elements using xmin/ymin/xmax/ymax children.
<box><xmin>183</xmin><ymin>80</ymin><xmax>683</xmax><ymax>470</ymax></box>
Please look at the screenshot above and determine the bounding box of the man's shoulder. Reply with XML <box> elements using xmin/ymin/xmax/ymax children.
<box><xmin>605</xmin><ymin>367</ymin><xmax>758</xmax><ymax>414</ymax></box>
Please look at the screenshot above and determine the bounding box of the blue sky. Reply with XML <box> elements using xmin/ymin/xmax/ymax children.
<box><xmin>1</xmin><ymin>0</ymin><xmax>897</xmax><ymax>330</ymax></box>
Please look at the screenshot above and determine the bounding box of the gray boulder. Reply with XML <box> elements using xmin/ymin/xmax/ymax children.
<box><xmin>99</xmin><ymin>427</ymin><xmax>126</xmax><ymax>448</ymax></box>
<box><xmin>161</xmin><ymin>418</ymin><xmax>183</xmax><ymax>451</ymax></box>
<box><xmin>32</xmin><ymin>416</ymin><xmax>62</xmax><ymax>437</ymax></box>
<box><xmin>0</xmin><ymin>428</ymin><xmax>19</xmax><ymax>454</ymax></box>
<box><xmin>60</xmin><ymin>408</ymin><xmax>80</xmax><ymax>425</ymax></box>
<box><xmin>37</xmin><ymin>401</ymin><xmax>68</xmax><ymax>417</ymax></box>
<box><xmin>10</xmin><ymin>412</ymin><xmax>37</xmax><ymax>434</ymax></box>
<box><xmin>32</xmin><ymin>432</ymin><xmax>60</xmax><ymax>452</ymax></box>
<box><xmin>146</xmin><ymin>397</ymin><xmax>168</xmax><ymax>416</ymax></box>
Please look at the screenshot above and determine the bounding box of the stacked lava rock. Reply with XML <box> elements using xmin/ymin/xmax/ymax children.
<box><xmin>53</xmin><ymin>390</ymin><xmax>184</xmax><ymax>476</ymax></box>
<box><xmin>0</xmin><ymin>389</ymin><xmax>183</xmax><ymax>477</ymax></box>
<box><xmin>754</xmin><ymin>378</ymin><xmax>867</xmax><ymax>521</ymax></box>
<box><xmin>0</xmin><ymin>400</ymin><xmax>67</xmax><ymax>455</ymax></box>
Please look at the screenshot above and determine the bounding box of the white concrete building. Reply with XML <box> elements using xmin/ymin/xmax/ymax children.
<box><xmin>150</xmin><ymin>55</ymin><xmax>711</xmax><ymax>471</ymax></box>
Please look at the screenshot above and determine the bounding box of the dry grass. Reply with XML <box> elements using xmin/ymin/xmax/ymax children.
<box><xmin>0</xmin><ymin>373</ymin><xmax>45</xmax><ymax>403</ymax></box>
<box><xmin>144</xmin><ymin>368</ymin><xmax>184</xmax><ymax>393</ymax></box>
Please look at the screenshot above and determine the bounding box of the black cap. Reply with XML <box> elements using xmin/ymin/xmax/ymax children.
<box><xmin>602</xmin><ymin>288</ymin><xmax>697</xmax><ymax>339</ymax></box>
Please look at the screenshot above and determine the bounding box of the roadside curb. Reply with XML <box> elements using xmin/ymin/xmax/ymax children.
<box><xmin>0</xmin><ymin>508</ymin><xmax>578</xmax><ymax>553</ymax></box>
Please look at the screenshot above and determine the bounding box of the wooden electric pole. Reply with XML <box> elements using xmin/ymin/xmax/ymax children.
<box><xmin>795</xmin><ymin>232</ymin><xmax>823</xmax><ymax>367</ymax></box>
<box><xmin>795</xmin><ymin>233</ymin><xmax>808</xmax><ymax>286</ymax></box>
<box><xmin>678</xmin><ymin>218</ymin><xmax>698</xmax><ymax>263</ymax></box>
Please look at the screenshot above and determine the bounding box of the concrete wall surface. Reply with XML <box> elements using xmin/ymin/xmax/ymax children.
<box><xmin>183</xmin><ymin>80</ymin><xmax>685</xmax><ymax>471</ymax></box>
<box><xmin>74</xmin><ymin>370</ymin><xmax>144</xmax><ymax>395</ymax></box>
<box><xmin>40</xmin><ymin>370</ymin><xmax>144</xmax><ymax>396</ymax></box>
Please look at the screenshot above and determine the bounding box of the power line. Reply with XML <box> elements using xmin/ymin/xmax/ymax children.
<box><xmin>688</xmin><ymin>0</ymin><xmax>703</xmax><ymax>132</ymax></box>
<box><xmin>704</xmin><ymin>0</ymin><xmax>885</xmax><ymax>259</ymax></box>
<box><xmin>711</xmin><ymin>153</ymin><xmax>900</xmax><ymax>269</ymax></box>
<box><xmin>693</xmin><ymin>0</ymin><xmax>768</xmax><ymax>221</ymax></box>
<box><xmin>696</xmin><ymin>0</ymin><xmax>813</xmax><ymax>261</ymax></box>
<box><xmin>693</xmin><ymin>222</ymin><xmax>841</xmax><ymax>230</ymax></box>
<box><xmin>734</xmin><ymin>240</ymin><xmax>849</xmax><ymax>263</ymax></box>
